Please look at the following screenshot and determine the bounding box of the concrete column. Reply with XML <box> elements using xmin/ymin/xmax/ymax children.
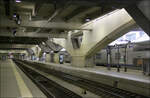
<box><xmin>50</xmin><ymin>52</ymin><xmax>54</xmax><ymax>63</ymax></box>
<box><xmin>54</xmin><ymin>53</ymin><xmax>59</xmax><ymax>63</ymax></box>
<box><xmin>71</xmin><ymin>56</ymin><xmax>94</xmax><ymax>67</ymax></box>
<box><xmin>45</xmin><ymin>53</ymin><xmax>51</xmax><ymax>62</ymax></box>
<box><xmin>38</xmin><ymin>51</ymin><xmax>43</xmax><ymax>59</ymax></box>
<box><xmin>30</xmin><ymin>46</ymin><xmax>41</xmax><ymax>59</ymax></box>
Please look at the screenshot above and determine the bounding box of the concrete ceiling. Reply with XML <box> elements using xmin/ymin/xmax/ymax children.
<box><xmin>0</xmin><ymin>44</ymin><xmax>35</xmax><ymax>50</ymax></box>
<box><xmin>0</xmin><ymin>0</ymin><xmax>139</xmax><ymax>52</ymax></box>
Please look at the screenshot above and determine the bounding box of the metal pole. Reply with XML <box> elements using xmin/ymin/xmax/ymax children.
<box><xmin>124</xmin><ymin>44</ymin><xmax>127</xmax><ymax>72</ymax></box>
<box><xmin>116</xmin><ymin>44</ymin><xmax>120</xmax><ymax>72</ymax></box>
<box><xmin>110</xmin><ymin>46</ymin><xmax>112</xmax><ymax>70</ymax></box>
<box><xmin>107</xmin><ymin>46</ymin><xmax>111</xmax><ymax>70</ymax></box>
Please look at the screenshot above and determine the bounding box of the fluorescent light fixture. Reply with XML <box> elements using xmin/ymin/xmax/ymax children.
<box><xmin>16</xmin><ymin>0</ymin><xmax>21</xmax><ymax>3</ymax></box>
<box><xmin>13</xmin><ymin>14</ymin><xmax>16</xmax><ymax>18</ymax></box>
<box><xmin>85</xmin><ymin>18</ymin><xmax>90</xmax><ymax>22</ymax></box>
<box><xmin>17</xmin><ymin>20</ymin><xmax>21</xmax><ymax>25</ymax></box>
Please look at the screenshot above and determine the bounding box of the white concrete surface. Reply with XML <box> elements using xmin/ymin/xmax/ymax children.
<box><xmin>0</xmin><ymin>59</ymin><xmax>46</xmax><ymax>98</ymax></box>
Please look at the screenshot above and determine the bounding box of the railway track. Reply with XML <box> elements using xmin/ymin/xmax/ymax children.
<box><xmin>14</xmin><ymin>60</ymin><xmax>82</xmax><ymax>98</ymax></box>
<box><xmin>14</xmin><ymin>60</ymin><xmax>149</xmax><ymax>98</ymax></box>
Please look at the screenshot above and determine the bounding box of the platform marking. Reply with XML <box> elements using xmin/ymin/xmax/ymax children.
<box><xmin>10</xmin><ymin>60</ymin><xmax>33</xmax><ymax>97</ymax></box>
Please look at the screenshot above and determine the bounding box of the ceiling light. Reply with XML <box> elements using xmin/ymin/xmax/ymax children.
<box><xmin>12</xmin><ymin>30</ymin><xmax>17</xmax><ymax>36</ymax></box>
<box><xmin>15</xmin><ymin>0</ymin><xmax>21</xmax><ymax>3</ymax></box>
<box><xmin>17</xmin><ymin>20</ymin><xmax>21</xmax><ymax>25</ymax></box>
<box><xmin>13</xmin><ymin>13</ymin><xmax>16</xmax><ymax>18</ymax></box>
<box><xmin>85</xmin><ymin>18</ymin><xmax>91</xmax><ymax>22</ymax></box>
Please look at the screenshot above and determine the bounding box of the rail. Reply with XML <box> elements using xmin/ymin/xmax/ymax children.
<box><xmin>14</xmin><ymin>59</ymin><xmax>149</xmax><ymax>98</ymax></box>
<box><xmin>13</xmin><ymin>60</ymin><xmax>82</xmax><ymax>98</ymax></box>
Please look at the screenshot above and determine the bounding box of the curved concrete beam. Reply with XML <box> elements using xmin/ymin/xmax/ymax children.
<box><xmin>53</xmin><ymin>9</ymin><xmax>137</xmax><ymax>67</ymax></box>
<box><xmin>45</xmin><ymin>40</ymin><xmax>62</xmax><ymax>52</ymax></box>
<box><xmin>54</xmin><ymin>9</ymin><xmax>136</xmax><ymax>55</ymax></box>
<box><xmin>80</xmin><ymin>9</ymin><xmax>136</xmax><ymax>57</ymax></box>
<box><xmin>86</xmin><ymin>19</ymin><xmax>137</xmax><ymax>58</ymax></box>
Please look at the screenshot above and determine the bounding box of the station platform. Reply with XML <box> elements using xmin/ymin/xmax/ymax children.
<box><xmin>0</xmin><ymin>59</ymin><xmax>46</xmax><ymax>98</ymax></box>
<box><xmin>23</xmin><ymin>60</ymin><xmax>150</xmax><ymax>97</ymax></box>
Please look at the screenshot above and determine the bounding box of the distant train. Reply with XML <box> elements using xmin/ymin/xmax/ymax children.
<box><xmin>59</xmin><ymin>41</ymin><xmax>150</xmax><ymax>75</ymax></box>
<box><xmin>94</xmin><ymin>45</ymin><xmax>150</xmax><ymax>67</ymax></box>
<box><xmin>60</xmin><ymin>41</ymin><xmax>150</xmax><ymax>68</ymax></box>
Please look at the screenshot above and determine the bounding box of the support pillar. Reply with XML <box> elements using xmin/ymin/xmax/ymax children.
<box><xmin>45</xmin><ymin>53</ymin><xmax>51</xmax><ymax>62</ymax></box>
<box><xmin>106</xmin><ymin>46</ymin><xmax>112</xmax><ymax>70</ymax></box>
<box><xmin>50</xmin><ymin>52</ymin><xmax>54</xmax><ymax>63</ymax></box>
<box><xmin>38</xmin><ymin>51</ymin><xmax>43</xmax><ymax>61</ymax></box>
<box><xmin>53</xmin><ymin>53</ymin><xmax>59</xmax><ymax>63</ymax></box>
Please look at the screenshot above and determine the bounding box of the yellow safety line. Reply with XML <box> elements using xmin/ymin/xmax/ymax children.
<box><xmin>10</xmin><ymin>60</ymin><xmax>33</xmax><ymax>97</ymax></box>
